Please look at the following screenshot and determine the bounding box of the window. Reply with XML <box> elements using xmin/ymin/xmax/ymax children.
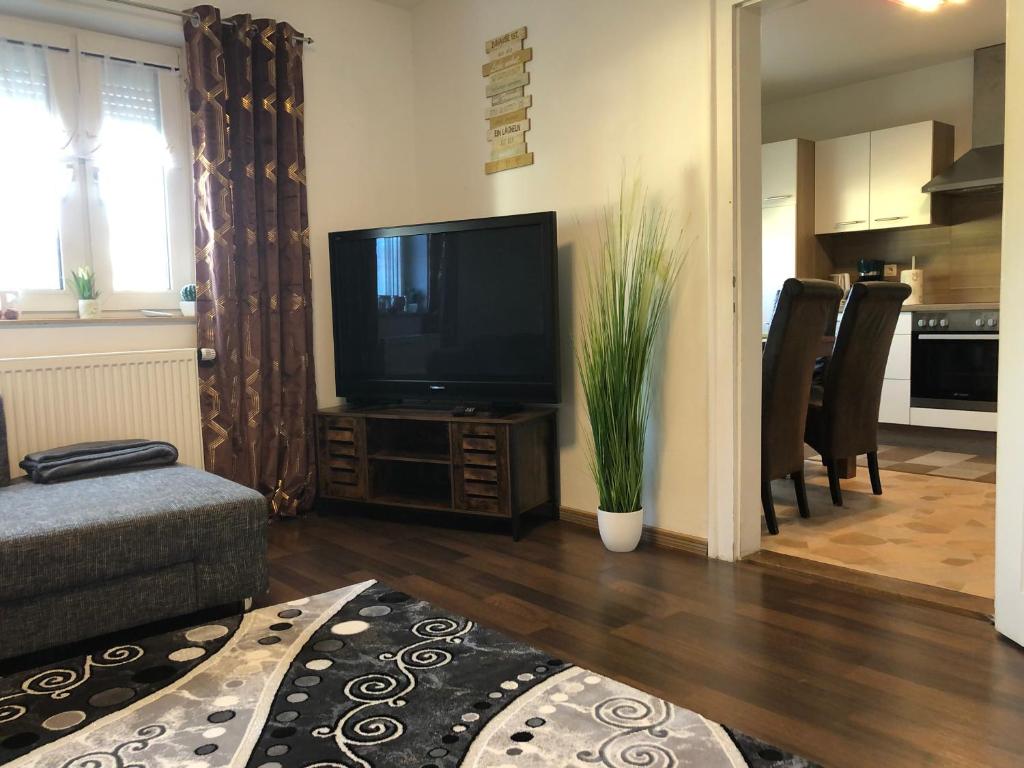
<box><xmin>0</xmin><ymin>16</ymin><xmax>193</xmax><ymax>312</ymax></box>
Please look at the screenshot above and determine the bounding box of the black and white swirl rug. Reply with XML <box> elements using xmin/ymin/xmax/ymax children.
<box><xmin>0</xmin><ymin>581</ymin><xmax>818</xmax><ymax>767</ymax></box>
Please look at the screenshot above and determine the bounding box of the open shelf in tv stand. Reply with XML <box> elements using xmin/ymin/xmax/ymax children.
<box><xmin>315</xmin><ymin>405</ymin><xmax>559</xmax><ymax>540</ymax></box>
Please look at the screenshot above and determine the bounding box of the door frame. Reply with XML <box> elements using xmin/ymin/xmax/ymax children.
<box><xmin>707</xmin><ymin>0</ymin><xmax>763</xmax><ymax>560</ymax></box>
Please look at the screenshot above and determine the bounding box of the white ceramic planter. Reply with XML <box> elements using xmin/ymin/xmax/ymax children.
<box><xmin>597</xmin><ymin>507</ymin><xmax>644</xmax><ymax>552</ymax></box>
<box><xmin>180</xmin><ymin>300</ymin><xmax>197</xmax><ymax>317</ymax></box>
<box><xmin>78</xmin><ymin>299</ymin><xmax>100</xmax><ymax>319</ymax></box>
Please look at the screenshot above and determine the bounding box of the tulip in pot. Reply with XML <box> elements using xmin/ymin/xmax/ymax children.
<box><xmin>579</xmin><ymin>178</ymin><xmax>685</xmax><ymax>553</ymax></box>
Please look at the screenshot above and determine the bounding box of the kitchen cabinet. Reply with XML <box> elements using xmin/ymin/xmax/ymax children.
<box><xmin>762</xmin><ymin>140</ymin><xmax>798</xmax><ymax>205</ymax></box>
<box><xmin>870</xmin><ymin>122</ymin><xmax>954</xmax><ymax>230</ymax></box>
<box><xmin>814</xmin><ymin>132</ymin><xmax>870</xmax><ymax>235</ymax></box>
<box><xmin>814</xmin><ymin>121</ymin><xmax>953</xmax><ymax>235</ymax></box>
<box><xmin>762</xmin><ymin>139</ymin><xmax>815</xmax><ymax>332</ymax></box>
<box><xmin>879</xmin><ymin>312</ymin><xmax>912</xmax><ymax>425</ymax></box>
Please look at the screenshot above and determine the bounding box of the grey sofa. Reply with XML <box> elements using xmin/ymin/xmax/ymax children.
<box><xmin>0</xmin><ymin>464</ymin><xmax>268</xmax><ymax>661</ymax></box>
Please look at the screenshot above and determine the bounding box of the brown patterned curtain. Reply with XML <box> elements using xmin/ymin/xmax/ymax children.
<box><xmin>183</xmin><ymin>6</ymin><xmax>316</xmax><ymax>517</ymax></box>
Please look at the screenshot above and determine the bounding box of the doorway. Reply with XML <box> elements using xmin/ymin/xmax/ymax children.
<box><xmin>711</xmin><ymin>0</ymin><xmax>1023</xmax><ymax>642</ymax></box>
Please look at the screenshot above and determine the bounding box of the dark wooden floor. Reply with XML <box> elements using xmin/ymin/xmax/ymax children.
<box><xmin>263</xmin><ymin>510</ymin><xmax>1024</xmax><ymax>768</ymax></box>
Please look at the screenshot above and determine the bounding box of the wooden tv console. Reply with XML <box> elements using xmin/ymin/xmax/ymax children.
<box><xmin>315</xmin><ymin>406</ymin><xmax>559</xmax><ymax>539</ymax></box>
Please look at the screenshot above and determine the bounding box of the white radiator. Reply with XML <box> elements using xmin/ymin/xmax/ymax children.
<box><xmin>0</xmin><ymin>348</ymin><xmax>204</xmax><ymax>477</ymax></box>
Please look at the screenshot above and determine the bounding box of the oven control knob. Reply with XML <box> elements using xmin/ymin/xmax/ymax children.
<box><xmin>939</xmin><ymin>318</ymin><xmax>949</xmax><ymax>328</ymax></box>
<box><xmin>928</xmin><ymin>319</ymin><xmax>938</xmax><ymax>327</ymax></box>
<box><xmin>917</xmin><ymin>318</ymin><xmax>927</xmax><ymax>328</ymax></box>
<box><xmin>987</xmin><ymin>318</ymin><xmax>997</xmax><ymax>328</ymax></box>
<box><xmin>976</xmin><ymin>318</ymin><xmax>985</xmax><ymax>328</ymax></box>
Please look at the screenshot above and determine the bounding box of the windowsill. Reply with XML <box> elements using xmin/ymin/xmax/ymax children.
<box><xmin>0</xmin><ymin>311</ymin><xmax>197</xmax><ymax>328</ymax></box>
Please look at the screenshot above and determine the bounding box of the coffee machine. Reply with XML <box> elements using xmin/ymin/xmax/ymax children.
<box><xmin>857</xmin><ymin>258</ymin><xmax>885</xmax><ymax>282</ymax></box>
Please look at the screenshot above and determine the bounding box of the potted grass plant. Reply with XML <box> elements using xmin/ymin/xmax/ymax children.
<box><xmin>69</xmin><ymin>267</ymin><xmax>100</xmax><ymax>319</ymax></box>
<box><xmin>579</xmin><ymin>179</ymin><xmax>684</xmax><ymax>552</ymax></box>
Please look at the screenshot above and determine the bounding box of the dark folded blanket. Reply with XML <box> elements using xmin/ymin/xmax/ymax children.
<box><xmin>20</xmin><ymin>439</ymin><xmax>179</xmax><ymax>483</ymax></box>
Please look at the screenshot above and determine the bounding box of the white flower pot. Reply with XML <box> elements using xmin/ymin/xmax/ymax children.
<box><xmin>180</xmin><ymin>300</ymin><xmax>196</xmax><ymax>318</ymax></box>
<box><xmin>78</xmin><ymin>299</ymin><xmax>100</xmax><ymax>319</ymax></box>
<box><xmin>597</xmin><ymin>507</ymin><xmax>644</xmax><ymax>552</ymax></box>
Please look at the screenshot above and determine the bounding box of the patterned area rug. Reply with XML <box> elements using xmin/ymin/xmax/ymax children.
<box><xmin>0</xmin><ymin>581</ymin><xmax>818</xmax><ymax>767</ymax></box>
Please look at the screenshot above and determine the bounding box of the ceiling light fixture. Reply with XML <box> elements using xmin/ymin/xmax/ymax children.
<box><xmin>893</xmin><ymin>0</ymin><xmax>967</xmax><ymax>12</ymax></box>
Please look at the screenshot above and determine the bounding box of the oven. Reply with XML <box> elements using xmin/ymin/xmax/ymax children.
<box><xmin>911</xmin><ymin>310</ymin><xmax>999</xmax><ymax>412</ymax></box>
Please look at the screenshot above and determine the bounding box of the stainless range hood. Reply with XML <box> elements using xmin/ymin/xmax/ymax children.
<box><xmin>922</xmin><ymin>44</ymin><xmax>1005</xmax><ymax>194</ymax></box>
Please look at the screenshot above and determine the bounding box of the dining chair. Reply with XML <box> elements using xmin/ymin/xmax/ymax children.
<box><xmin>762</xmin><ymin>278</ymin><xmax>843</xmax><ymax>534</ymax></box>
<box><xmin>805</xmin><ymin>281</ymin><xmax>912</xmax><ymax>506</ymax></box>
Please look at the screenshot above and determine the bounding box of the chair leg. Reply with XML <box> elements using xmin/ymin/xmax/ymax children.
<box><xmin>826</xmin><ymin>461</ymin><xmax>843</xmax><ymax>506</ymax></box>
<box><xmin>761</xmin><ymin>480</ymin><xmax>779</xmax><ymax>535</ymax></box>
<box><xmin>793</xmin><ymin>471</ymin><xmax>810</xmax><ymax>518</ymax></box>
<box><xmin>868</xmin><ymin>451</ymin><xmax>883</xmax><ymax>495</ymax></box>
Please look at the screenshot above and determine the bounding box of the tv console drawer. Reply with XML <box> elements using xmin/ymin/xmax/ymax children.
<box><xmin>317</xmin><ymin>416</ymin><xmax>366</xmax><ymax>500</ymax></box>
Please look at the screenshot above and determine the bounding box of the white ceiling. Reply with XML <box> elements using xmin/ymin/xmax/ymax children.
<box><xmin>762</xmin><ymin>0</ymin><xmax>1006</xmax><ymax>103</ymax></box>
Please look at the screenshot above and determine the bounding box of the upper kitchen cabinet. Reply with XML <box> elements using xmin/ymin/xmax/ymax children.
<box><xmin>814</xmin><ymin>121</ymin><xmax>954</xmax><ymax>235</ymax></box>
<box><xmin>815</xmin><ymin>132</ymin><xmax>870</xmax><ymax>234</ymax></box>
<box><xmin>762</xmin><ymin>139</ymin><xmax>799</xmax><ymax>206</ymax></box>
<box><xmin>869</xmin><ymin>121</ymin><xmax>954</xmax><ymax>230</ymax></box>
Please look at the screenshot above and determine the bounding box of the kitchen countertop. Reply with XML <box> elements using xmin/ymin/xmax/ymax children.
<box><xmin>904</xmin><ymin>302</ymin><xmax>999</xmax><ymax>312</ymax></box>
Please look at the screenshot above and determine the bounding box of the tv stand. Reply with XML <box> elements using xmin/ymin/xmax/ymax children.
<box><xmin>315</xmin><ymin>405</ymin><xmax>559</xmax><ymax>540</ymax></box>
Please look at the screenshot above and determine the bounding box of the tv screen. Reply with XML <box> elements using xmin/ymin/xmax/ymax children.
<box><xmin>329</xmin><ymin>212</ymin><xmax>560</xmax><ymax>404</ymax></box>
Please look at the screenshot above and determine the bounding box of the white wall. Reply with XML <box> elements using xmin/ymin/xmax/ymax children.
<box><xmin>763</xmin><ymin>57</ymin><xmax>975</xmax><ymax>158</ymax></box>
<box><xmin>408</xmin><ymin>0</ymin><xmax>713</xmax><ymax>538</ymax></box>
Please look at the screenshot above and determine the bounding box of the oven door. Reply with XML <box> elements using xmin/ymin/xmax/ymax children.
<box><xmin>911</xmin><ymin>333</ymin><xmax>999</xmax><ymax>411</ymax></box>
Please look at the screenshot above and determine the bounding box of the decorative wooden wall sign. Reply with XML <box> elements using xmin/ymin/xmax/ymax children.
<box><xmin>483</xmin><ymin>26</ymin><xmax>533</xmax><ymax>175</ymax></box>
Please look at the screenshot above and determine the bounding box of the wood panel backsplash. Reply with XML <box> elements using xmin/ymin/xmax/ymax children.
<box><xmin>815</xmin><ymin>191</ymin><xmax>1002</xmax><ymax>304</ymax></box>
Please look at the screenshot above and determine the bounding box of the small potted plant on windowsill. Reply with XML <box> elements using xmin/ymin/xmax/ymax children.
<box><xmin>180</xmin><ymin>283</ymin><xmax>197</xmax><ymax>317</ymax></box>
<box><xmin>579</xmin><ymin>178</ymin><xmax>684</xmax><ymax>552</ymax></box>
<box><xmin>69</xmin><ymin>267</ymin><xmax>100</xmax><ymax>319</ymax></box>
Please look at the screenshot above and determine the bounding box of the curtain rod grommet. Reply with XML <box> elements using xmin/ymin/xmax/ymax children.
<box><xmin>190</xmin><ymin>12</ymin><xmax>200</xmax><ymax>28</ymax></box>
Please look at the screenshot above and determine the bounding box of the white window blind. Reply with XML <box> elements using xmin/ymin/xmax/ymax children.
<box><xmin>96</xmin><ymin>59</ymin><xmax>172</xmax><ymax>293</ymax></box>
<box><xmin>0</xmin><ymin>39</ymin><xmax>68</xmax><ymax>293</ymax></box>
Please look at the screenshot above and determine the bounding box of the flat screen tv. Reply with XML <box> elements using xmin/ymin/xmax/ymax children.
<box><xmin>329</xmin><ymin>211</ymin><xmax>560</xmax><ymax>405</ymax></box>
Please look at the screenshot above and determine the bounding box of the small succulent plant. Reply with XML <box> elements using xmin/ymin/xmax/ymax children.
<box><xmin>68</xmin><ymin>267</ymin><xmax>100</xmax><ymax>300</ymax></box>
<box><xmin>180</xmin><ymin>283</ymin><xmax>197</xmax><ymax>302</ymax></box>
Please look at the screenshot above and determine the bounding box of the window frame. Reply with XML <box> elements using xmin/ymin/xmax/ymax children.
<box><xmin>0</xmin><ymin>16</ymin><xmax>194</xmax><ymax>314</ymax></box>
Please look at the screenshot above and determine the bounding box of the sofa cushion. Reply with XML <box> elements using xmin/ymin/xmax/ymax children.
<box><xmin>0</xmin><ymin>465</ymin><xmax>268</xmax><ymax>603</ymax></box>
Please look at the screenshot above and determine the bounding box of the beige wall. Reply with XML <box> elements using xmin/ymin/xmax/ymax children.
<box><xmin>0</xmin><ymin>323</ymin><xmax>195</xmax><ymax>358</ymax></box>
<box><xmin>408</xmin><ymin>0</ymin><xmax>713</xmax><ymax>537</ymax></box>
<box><xmin>762</xmin><ymin>57</ymin><xmax>975</xmax><ymax>158</ymax></box>
<box><xmin>995</xmin><ymin>2</ymin><xmax>1024</xmax><ymax>641</ymax></box>
<box><xmin>3</xmin><ymin>0</ymin><xmax>716</xmax><ymax>539</ymax></box>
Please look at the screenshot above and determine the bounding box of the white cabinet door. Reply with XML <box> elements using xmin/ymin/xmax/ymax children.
<box><xmin>762</xmin><ymin>140</ymin><xmax>798</xmax><ymax>207</ymax></box>
<box><xmin>762</xmin><ymin>203</ymin><xmax>796</xmax><ymax>332</ymax></box>
<box><xmin>870</xmin><ymin>121</ymin><xmax>936</xmax><ymax>230</ymax></box>
<box><xmin>879</xmin><ymin>379</ymin><xmax>910</xmax><ymax>425</ymax></box>
<box><xmin>815</xmin><ymin>132</ymin><xmax>871</xmax><ymax>234</ymax></box>
<box><xmin>884</xmin><ymin>333</ymin><xmax>911</xmax><ymax>380</ymax></box>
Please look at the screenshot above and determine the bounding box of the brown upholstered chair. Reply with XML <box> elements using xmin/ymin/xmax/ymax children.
<box><xmin>805</xmin><ymin>281</ymin><xmax>912</xmax><ymax>506</ymax></box>
<box><xmin>762</xmin><ymin>278</ymin><xmax>843</xmax><ymax>534</ymax></box>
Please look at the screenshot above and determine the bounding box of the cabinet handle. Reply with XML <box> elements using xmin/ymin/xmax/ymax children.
<box><xmin>764</xmin><ymin>194</ymin><xmax>793</xmax><ymax>200</ymax></box>
<box><xmin>874</xmin><ymin>216</ymin><xmax>908</xmax><ymax>222</ymax></box>
<box><xmin>835</xmin><ymin>220</ymin><xmax>866</xmax><ymax>226</ymax></box>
